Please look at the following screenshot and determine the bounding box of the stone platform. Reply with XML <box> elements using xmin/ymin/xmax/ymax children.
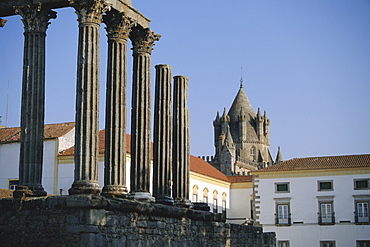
<box><xmin>0</xmin><ymin>195</ymin><xmax>275</xmax><ymax>246</ymax></box>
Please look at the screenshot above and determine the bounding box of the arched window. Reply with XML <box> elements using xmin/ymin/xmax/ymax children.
<box><xmin>192</xmin><ymin>185</ymin><xmax>199</xmax><ymax>202</ymax></box>
<box><xmin>213</xmin><ymin>190</ymin><xmax>219</xmax><ymax>213</ymax></box>
<box><xmin>222</xmin><ymin>192</ymin><xmax>227</xmax><ymax>214</ymax></box>
<box><xmin>203</xmin><ymin>188</ymin><xmax>209</xmax><ymax>203</ymax></box>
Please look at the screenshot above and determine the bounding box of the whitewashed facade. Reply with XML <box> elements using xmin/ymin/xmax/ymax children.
<box><xmin>253</xmin><ymin>155</ymin><xmax>370</xmax><ymax>247</ymax></box>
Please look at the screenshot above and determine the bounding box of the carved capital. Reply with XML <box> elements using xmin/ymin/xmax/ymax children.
<box><xmin>0</xmin><ymin>18</ymin><xmax>7</xmax><ymax>28</ymax></box>
<box><xmin>130</xmin><ymin>27</ymin><xmax>161</xmax><ymax>55</ymax></box>
<box><xmin>14</xmin><ymin>3</ymin><xmax>56</xmax><ymax>33</ymax></box>
<box><xmin>69</xmin><ymin>0</ymin><xmax>110</xmax><ymax>24</ymax></box>
<box><xmin>103</xmin><ymin>11</ymin><xmax>136</xmax><ymax>41</ymax></box>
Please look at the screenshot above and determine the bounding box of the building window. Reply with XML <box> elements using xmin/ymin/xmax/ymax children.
<box><xmin>319</xmin><ymin>202</ymin><xmax>335</xmax><ymax>224</ymax></box>
<box><xmin>275</xmin><ymin>182</ymin><xmax>290</xmax><ymax>193</ymax></box>
<box><xmin>203</xmin><ymin>188</ymin><xmax>209</xmax><ymax>203</ymax></box>
<box><xmin>222</xmin><ymin>192</ymin><xmax>227</xmax><ymax>214</ymax></box>
<box><xmin>192</xmin><ymin>185</ymin><xmax>198</xmax><ymax>202</ymax></box>
<box><xmin>354</xmin><ymin>179</ymin><xmax>370</xmax><ymax>190</ymax></box>
<box><xmin>320</xmin><ymin>241</ymin><xmax>335</xmax><ymax>247</ymax></box>
<box><xmin>8</xmin><ymin>179</ymin><xmax>19</xmax><ymax>190</ymax></box>
<box><xmin>318</xmin><ymin>180</ymin><xmax>333</xmax><ymax>191</ymax></box>
<box><xmin>213</xmin><ymin>190</ymin><xmax>218</xmax><ymax>213</ymax></box>
<box><xmin>355</xmin><ymin>201</ymin><xmax>369</xmax><ymax>223</ymax></box>
<box><xmin>278</xmin><ymin>241</ymin><xmax>290</xmax><ymax>247</ymax></box>
<box><xmin>276</xmin><ymin>204</ymin><xmax>291</xmax><ymax>225</ymax></box>
<box><xmin>213</xmin><ymin>198</ymin><xmax>218</xmax><ymax>213</ymax></box>
<box><xmin>357</xmin><ymin>240</ymin><xmax>370</xmax><ymax>247</ymax></box>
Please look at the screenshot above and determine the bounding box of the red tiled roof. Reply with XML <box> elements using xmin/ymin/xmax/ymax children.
<box><xmin>0</xmin><ymin>122</ymin><xmax>75</xmax><ymax>143</ymax></box>
<box><xmin>227</xmin><ymin>175</ymin><xmax>253</xmax><ymax>183</ymax></box>
<box><xmin>190</xmin><ymin>156</ymin><xmax>229</xmax><ymax>182</ymax></box>
<box><xmin>0</xmin><ymin>189</ymin><xmax>13</xmax><ymax>198</ymax></box>
<box><xmin>59</xmin><ymin>129</ymin><xmax>228</xmax><ymax>182</ymax></box>
<box><xmin>256</xmin><ymin>154</ymin><xmax>370</xmax><ymax>172</ymax></box>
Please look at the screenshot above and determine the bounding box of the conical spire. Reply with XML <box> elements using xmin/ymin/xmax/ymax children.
<box><xmin>275</xmin><ymin>146</ymin><xmax>284</xmax><ymax>164</ymax></box>
<box><xmin>228</xmin><ymin>86</ymin><xmax>255</xmax><ymax>122</ymax></box>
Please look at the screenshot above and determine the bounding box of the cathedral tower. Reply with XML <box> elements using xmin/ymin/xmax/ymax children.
<box><xmin>211</xmin><ymin>83</ymin><xmax>274</xmax><ymax>175</ymax></box>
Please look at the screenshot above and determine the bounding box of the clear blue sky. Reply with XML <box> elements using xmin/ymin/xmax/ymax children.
<box><xmin>0</xmin><ymin>0</ymin><xmax>369</xmax><ymax>161</ymax></box>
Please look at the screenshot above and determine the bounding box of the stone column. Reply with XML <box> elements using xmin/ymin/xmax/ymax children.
<box><xmin>153</xmin><ymin>64</ymin><xmax>173</xmax><ymax>205</ymax></box>
<box><xmin>129</xmin><ymin>27</ymin><xmax>160</xmax><ymax>202</ymax></box>
<box><xmin>13</xmin><ymin>3</ymin><xmax>56</xmax><ymax>197</ymax></box>
<box><xmin>69</xmin><ymin>0</ymin><xmax>108</xmax><ymax>195</ymax></box>
<box><xmin>172</xmin><ymin>75</ymin><xmax>192</xmax><ymax>207</ymax></box>
<box><xmin>101</xmin><ymin>11</ymin><xmax>135</xmax><ymax>198</ymax></box>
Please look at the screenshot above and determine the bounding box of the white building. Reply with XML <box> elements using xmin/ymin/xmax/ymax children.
<box><xmin>0</xmin><ymin>123</ymin><xmax>253</xmax><ymax>224</ymax></box>
<box><xmin>253</xmin><ymin>154</ymin><xmax>370</xmax><ymax>247</ymax></box>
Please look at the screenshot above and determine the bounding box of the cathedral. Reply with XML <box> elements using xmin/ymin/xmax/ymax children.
<box><xmin>211</xmin><ymin>81</ymin><xmax>283</xmax><ymax>176</ymax></box>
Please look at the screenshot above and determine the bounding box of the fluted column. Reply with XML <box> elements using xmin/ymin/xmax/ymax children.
<box><xmin>129</xmin><ymin>27</ymin><xmax>160</xmax><ymax>202</ymax></box>
<box><xmin>153</xmin><ymin>64</ymin><xmax>173</xmax><ymax>205</ymax></box>
<box><xmin>172</xmin><ymin>75</ymin><xmax>192</xmax><ymax>207</ymax></box>
<box><xmin>13</xmin><ymin>3</ymin><xmax>56</xmax><ymax>197</ymax></box>
<box><xmin>101</xmin><ymin>11</ymin><xmax>135</xmax><ymax>198</ymax></box>
<box><xmin>69</xmin><ymin>0</ymin><xmax>108</xmax><ymax>195</ymax></box>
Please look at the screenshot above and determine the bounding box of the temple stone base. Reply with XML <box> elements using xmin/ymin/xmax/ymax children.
<box><xmin>0</xmin><ymin>195</ymin><xmax>275</xmax><ymax>247</ymax></box>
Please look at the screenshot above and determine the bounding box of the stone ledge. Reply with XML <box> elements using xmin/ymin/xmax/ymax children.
<box><xmin>0</xmin><ymin>195</ymin><xmax>225</xmax><ymax>222</ymax></box>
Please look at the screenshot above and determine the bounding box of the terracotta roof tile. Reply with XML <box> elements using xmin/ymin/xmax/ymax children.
<box><xmin>0</xmin><ymin>189</ymin><xmax>13</xmax><ymax>198</ymax></box>
<box><xmin>0</xmin><ymin>122</ymin><xmax>75</xmax><ymax>143</ymax></box>
<box><xmin>256</xmin><ymin>154</ymin><xmax>370</xmax><ymax>172</ymax></box>
<box><xmin>59</xmin><ymin>130</ymin><xmax>228</xmax><ymax>182</ymax></box>
<box><xmin>59</xmin><ymin>129</ymin><xmax>150</xmax><ymax>158</ymax></box>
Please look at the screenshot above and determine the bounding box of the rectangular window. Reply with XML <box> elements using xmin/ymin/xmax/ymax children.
<box><xmin>357</xmin><ymin>241</ymin><xmax>370</xmax><ymax>247</ymax></box>
<box><xmin>318</xmin><ymin>181</ymin><xmax>333</xmax><ymax>191</ymax></box>
<box><xmin>213</xmin><ymin>198</ymin><xmax>218</xmax><ymax>213</ymax></box>
<box><xmin>354</xmin><ymin>179</ymin><xmax>370</xmax><ymax>190</ymax></box>
<box><xmin>203</xmin><ymin>195</ymin><xmax>208</xmax><ymax>203</ymax></box>
<box><xmin>319</xmin><ymin>202</ymin><xmax>334</xmax><ymax>224</ymax></box>
<box><xmin>276</xmin><ymin>204</ymin><xmax>290</xmax><ymax>225</ymax></box>
<box><xmin>192</xmin><ymin>193</ymin><xmax>198</xmax><ymax>202</ymax></box>
<box><xmin>222</xmin><ymin>200</ymin><xmax>226</xmax><ymax>214</ymax></box>
<box><xmin>356</xmin><ymin>202</ymin><xmax>369</xmax><ymax>223</ymax></box>
<box><xmin>320</xmin><ymin>241</ymin><xmax>335</xmax><ymax>247</ymax></box>
<box><xmin>8</xmin><ymin>180</ymin><xmax>19</xmax><ymax>190</ymax></box>
<box><xmin>278</xmin><ymin>241</ymin><xmax>289</xmax><ymax>247</ymax></box>
<box><xmin>275</xmin><ymin>182</ymin><xmax>289</xmax><ymax>193</ymax></box>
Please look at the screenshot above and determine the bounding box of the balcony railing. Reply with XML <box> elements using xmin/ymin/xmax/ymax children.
<box><xmin>354</xmin><ymin>211</ymin><xmax>370</xmax><ymax>224</ymax></box>
<box><xmin>318</xmin><ymin>212</ymin><xmax>335</xmax><ymax>225</ymax></box>
<box><xmin>275</xmin><ymin>214</ymin><xmax>291</xmax><ymax>226</ymax></box>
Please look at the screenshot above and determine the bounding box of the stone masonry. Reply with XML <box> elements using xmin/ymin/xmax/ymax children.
<box><xmin>0</xmin><ymin>195</ymin><xmax>275</xmax><ymax>247</ymax></box>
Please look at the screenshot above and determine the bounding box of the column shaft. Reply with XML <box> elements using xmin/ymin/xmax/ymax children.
<box><xmin>14</xmin><ymin>4</ymin><xmax>56</xmax><ymax>197</ymax></box>
<box><xmin>153</xmin><ymin>64</ymin><xmax>173</xmax><ymax>205</ymax></box>
<box><xmin>102</xmin><ymin>11</ymin><xmax>134</xmax><ymax>198</ymax></box>
<box><xmin>129</xmin><ymin>27</ymin><xmax>160</xmax><ymax>201</ymax></box>
<box><xmin>69</xmin><ymin>0</ymin><xmax>108</xmax><ymax>195</ymax></box>
<box><xmin>172</xmin><ymin>76</ymin><xmax>191</xmax><ymax>205</ymax></box>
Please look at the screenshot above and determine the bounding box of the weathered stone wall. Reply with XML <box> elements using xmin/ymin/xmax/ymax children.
<box><xmin>0</xmin><ymin>195</ymin><xmax>275</xmax><ymax>247</ymax></box>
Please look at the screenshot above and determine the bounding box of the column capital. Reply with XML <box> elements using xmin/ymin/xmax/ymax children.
<box><xmin>103</xmin><ymin>11</ymin><xmax>136</xmax><ymax>41</ymax></box>
<box><xmin>0</xmin><ymin>18</ymin><xmax>7</xmax><ymax>28</ymax></box>
<box><xmin>130</xmin><ymin>27</ymin><xmax>161</xmax><ymax>55</ymax></box>
<box><xmin>14</xmin><ymin>3</ymin><xmax>56</xmax><ymax>33</ymax></box>
<box><xmin>69</xmin><ymin>0</ymin><xmax>109</xmax><ymax>24</ymax></box>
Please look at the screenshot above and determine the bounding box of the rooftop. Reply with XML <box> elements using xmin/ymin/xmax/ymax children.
<box><xmin>0</xmin><ymin>122</ymin><xmax>75</xmax><ymax>144</ymax></box>
<box><xmin>255</xmin><ymin>154</ymin><xmax>370</xmax><ymax>172</ymax></box>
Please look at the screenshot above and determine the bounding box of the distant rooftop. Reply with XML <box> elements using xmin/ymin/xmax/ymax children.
<box><xmin>255</xmin><ymin>154</ymin><xmax>370</xmax><ymax>172</ymax></box>
<box><xmin>0</xmin><ymin>122</ymin><xmax>75</xmax><ymax>143</ymax></box>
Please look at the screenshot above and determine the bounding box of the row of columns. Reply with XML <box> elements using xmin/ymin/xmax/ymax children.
<box><xmin>9</xmin><ymin>0</ymin><xmax>191</xmax><ymax>205</ymax></box>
